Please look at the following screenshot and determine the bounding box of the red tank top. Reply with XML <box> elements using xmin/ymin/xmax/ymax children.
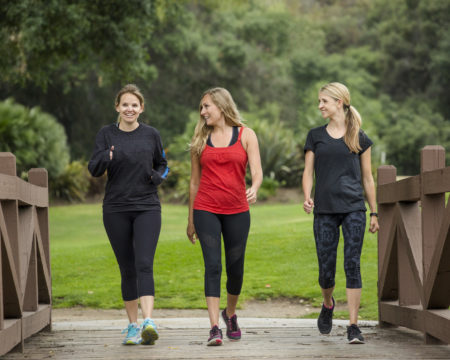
<box><xmin>194</xmin><ymin>127</ymin><xmax>249</xmax><ymax>214</ymax></box>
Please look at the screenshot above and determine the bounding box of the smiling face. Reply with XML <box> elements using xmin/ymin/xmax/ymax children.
<box><xmin>199</xmin><ymin>94</ymin><xmax>224</xmax><ymax>127</ymax></box>
<box><xmin>318</xmin><ymin>92</ymin><xmax>342</xmax><ymax>119</ymax></box>
<box><xmin>116</xmin><ymin>92</ymin><xmax>144</xmax><ymax>125</ymax></box>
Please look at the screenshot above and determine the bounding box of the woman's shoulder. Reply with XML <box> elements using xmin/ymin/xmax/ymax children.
<box><xmin>241</xmin><ymin>125</ymin><xmax>255</xmax><ymax>134</ymax></box>
<box><xmin>97</xmin><ymin>123</ymin><xmax>117</xmax><ymax>134</ymax></box>
<box><xmin>140</xmin><ymin>123</ymin><xmax>162</xmax><ymax>136</ymax></box>
<box><xmin>240</xmin><ymin>126</ymin><xmax>257</xmax><ymax>142</ymax></box>
<box><xmin>309</xmin><ymin>124</ymin><xmax>327</xmax><ymax>134</ymax></box>
<box><xmin>306</xmin><ymin>125</ymin><xmax>327</xmax><ymax>140</ymax></box>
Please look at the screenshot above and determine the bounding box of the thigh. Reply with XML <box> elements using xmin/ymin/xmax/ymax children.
<box><xmin>313</xmin><ymin>214</ymin><xmax>341</xmax><ymax>256</ymax></box>
<box><xmin>222</xmin><ymin>211</ymin><xmax>250</xmax><ymax>254</ymax></box>
<box><xmin>341</xmin><ymin>211</ymin><xmax>366</xmax><ymax>258</ymax></box>
<box><xmin>193</xmin><ymin>210</ymin><xmax>222</xmax><ymax>262</ymax></box>
<box><xmin>103</xmin><ymin>212</ymin><xmax>134</xmax><ymax>266</ymax></box>
<box><xmin>133</xmin><ymin>211</ymin><xmax>161</xmax><ymax>262</ymax></box>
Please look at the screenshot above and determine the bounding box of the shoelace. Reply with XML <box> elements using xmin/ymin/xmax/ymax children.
<box><xmin>228</xmin><ymin>316</ymin><xmax>238</xmax><ymax>331</ymax></box>
<box><xmin>122</xmin><ymin>324</ymin><xmax>139</xmax><ymax>336</ymax></box>
<box><xmin>349</xmin><ymin>325</ymin><xmax>361</xmax><ymax>337</ymax></box>
<box><xmin>142</xmin><ymin>319</ymin><xmax>156</xmax><ymax>329</ymax></box>
<box><xmin>210</xmin><ymin>326</ymin><xmax>220</xmax><ymax>337</ymax></box>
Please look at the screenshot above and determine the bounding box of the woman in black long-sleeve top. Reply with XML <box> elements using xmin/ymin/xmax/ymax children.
<box><xmin>88</xmin><ymin>84</ymin><xmax>168</xmax><ymax>346</ymax></box>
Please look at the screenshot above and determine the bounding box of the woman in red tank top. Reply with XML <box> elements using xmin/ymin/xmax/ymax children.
<box><xmin>187</xmin><ymin>87</ymin><xmax>262</xmax><ymax>346</ymax></box>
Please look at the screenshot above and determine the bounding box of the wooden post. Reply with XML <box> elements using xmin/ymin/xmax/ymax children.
<box><xmin>377</xmin><ymin>165</ymin><xmax>397</xmax><ymax>328</ymax></box>
<box><xmin>0</xmin><ymin>153</ymin><xmax>23</xmax><ymax>353</ymax></box>
<box><xmin>0</xmin><ymin>153</ymin><xmax>17</xmax><ymax>177</ymax></box>
<box><xmin>421</xmin><ymin>146</ymin><xmax>446</xmax><ymax>344</ymax></box>
<box><xmin>421</xmin><ymin>146</ymin><xmax>445</xmax><ymax>279</ymax></box>
<box><xmin>0</xmin><ymin>154</ymin><xmax>21</xmax><ymax>316</ymax></box>
<box><xmin>28</xmin><ymin>169</ymin><xmax>50</xmax><ymax>267</ymax></box>
<box><xmin>27</xmin><ymin>168</ymin><xmax>51</xmax><ymax>332</ymax></box>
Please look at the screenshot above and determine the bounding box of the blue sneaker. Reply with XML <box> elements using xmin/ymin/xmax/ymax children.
<box><xmin>141</xmin><ymin>318</ymin><xmax>159</xmax><ymax>345</ymax></box>
<box><xmin>122</xmin><ymin>323</ymin><xmax>141</xmax><ymax>345</ymax></box>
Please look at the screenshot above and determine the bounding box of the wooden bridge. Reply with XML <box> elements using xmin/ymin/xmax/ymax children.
<box><xmin>2</xmin><ymin>316</ymin><xmax>450</xmax><ymax>359</ymax></box>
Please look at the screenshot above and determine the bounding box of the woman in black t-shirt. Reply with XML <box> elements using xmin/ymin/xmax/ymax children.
<box><xmin>302</xmin><ymin>82</ymin><xmax>379</xmax><ymax>344</ymax></box>
<box><xmin>88</xmin><ymin>84</ymin><xmax>168</xmax><ymax>346</ymax></box>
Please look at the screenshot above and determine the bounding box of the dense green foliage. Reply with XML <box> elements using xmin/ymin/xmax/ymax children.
<box><xmin>50</xmin><ymin>202</ymin><xmax>379</xmax><ymax>320</ymax></box>
<box><xmin>0</xmin><ymin>98</ymin><xmax>69</xmax><ymax>178</ymax></box>
<box><xmin>1</xmin><ymin>0</ymin><xmax>449</xmax><ymax>178</ymax></box>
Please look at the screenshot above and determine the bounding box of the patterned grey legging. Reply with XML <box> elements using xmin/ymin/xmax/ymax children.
<box><xmin>313</xmin><ymin>211</ymin><xmax>366</xmax><ymax>289</ymax></box>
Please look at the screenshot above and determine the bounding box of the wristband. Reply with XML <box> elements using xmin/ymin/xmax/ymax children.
<box><xmin>370</xmin><ymin>212</ymin><xmax>378</xmax><ymax>217</ymax></box>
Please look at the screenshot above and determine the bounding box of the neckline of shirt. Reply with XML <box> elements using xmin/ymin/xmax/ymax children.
<box><xmin>114</xmin><ymin>122</ymin><xmax>142</xmax><ymax>134</ymax></box>
<box><xmin>323</xmin><ymin>124</ymin><xmax>344</xmax><ymax>140</ymax></box>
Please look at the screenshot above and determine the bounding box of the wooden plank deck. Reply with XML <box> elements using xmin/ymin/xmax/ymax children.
<box><xmin>2</xmin><ymin>318</ymin><xmax>450</xmax><ymax>359</ymax></box>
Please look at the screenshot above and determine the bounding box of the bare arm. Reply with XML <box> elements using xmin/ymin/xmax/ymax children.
<box><xmin>302</xmin><ymin>150</ymin><xmax>315</xmax><ymax>214</ymax></box>
<box><xmin>242</xmin><ymin>127</ymin><xmax>263</xmax><ymax>204</ymax></box>
<box><xmin>187</xmin><ymin>150</ymin><xmax>201</xmax><ymax>244</ymax></box>
<box><xmin>360</xmin><ymin>147</ymin><xmax>379</xmax><ymax>233</ymax></box>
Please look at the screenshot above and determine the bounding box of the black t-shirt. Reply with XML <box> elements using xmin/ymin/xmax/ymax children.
<box><xmin>88</xmin><ymin>123</ymin><xmax>169</xmax><ymax>213</ymax></box>
<box><xmin>304</xmin><ymin>125</ymin><xmax>373</xmax><ymax>214</ymax></box>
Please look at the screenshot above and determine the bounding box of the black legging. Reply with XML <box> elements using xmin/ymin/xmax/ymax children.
<box><xmin>103</xmin><ymin>210</ymin><xmax>161</xmax><ymax>301</ymax></box>
<box><xmin>193</xmin><ymin>210</ymin><xmax>250</xmax><ymax>297</ymax></box>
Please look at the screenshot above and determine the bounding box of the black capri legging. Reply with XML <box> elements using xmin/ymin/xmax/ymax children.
<box><xmin>193</xmin><ymin>210</ymin><xmax>250</xmax><ymax>298</ymax></box>
<box><xmin>103</xmin><ymin>210</ymin><xmax>161</xmax><ymax>301</ymax></box>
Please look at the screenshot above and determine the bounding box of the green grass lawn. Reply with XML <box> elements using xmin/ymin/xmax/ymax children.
<box><xmin>50</xmin><ymin>202</ymin><xmax>379</xmax><ymax>320</ymax></box>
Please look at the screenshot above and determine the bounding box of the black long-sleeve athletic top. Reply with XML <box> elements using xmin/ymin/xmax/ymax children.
<box><xmin>88</xmin><ymin>123</ymin><xmax>169</xmax><ymax>213</ymax></box>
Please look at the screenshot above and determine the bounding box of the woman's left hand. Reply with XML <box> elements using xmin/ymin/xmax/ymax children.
<box><xmin>246</xmin><ymin>187</ymin><xmax>257</xmax><ymax>204</ymax></box>
<box><xmin>369</xmin><ymin>216</ymin><xmax>379</xmax><ymax>233</ymax></box>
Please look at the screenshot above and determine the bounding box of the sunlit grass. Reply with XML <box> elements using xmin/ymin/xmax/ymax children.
<box><xmin>50</xmin><ymin>202</ymin><xmax>378</xmax><ymax>319</ymax></box>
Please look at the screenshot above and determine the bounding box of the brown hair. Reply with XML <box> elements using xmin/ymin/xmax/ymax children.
<box><xmin>319</xmin><ymin>82</ymin><xmax>362</xmax><ymax>153</ymax></box>
<box><xmin>190</xmin><ymin>87</ymin><xmax>244</xmax><ymax>156</ymax></box>
<box><xmin>114</xmin><ymin>84</ymin><xmax>145</xmax><ymax>123</ymax></box>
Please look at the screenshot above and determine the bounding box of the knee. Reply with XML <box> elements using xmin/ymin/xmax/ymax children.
<box><xmin>344</xmin><ymin>262</ymin><xmax>362</xmax><ymax>288</ymax></box>
<box><xmin>135</xmin><ymin>261</ymin><xmax>153</xmax><ymax>275</ymax></box>
<box><xmin>205</xmin><ymin>263</ymin><xmax>222</xmax><ymax>279</ymax></box>
<box><xmin>119</xmin><ymin>264</ymin><xmax>136</xmax><ymax>279</ymax></box>
<box><xmin>344</xmin><ymin>261</ymin><xmax>361</xmax><ymax>278</ymax></box>
<box><xmin>319</xmin><ymin>277</ymin><xmax>335</xmax><ymax>289</ymax></box>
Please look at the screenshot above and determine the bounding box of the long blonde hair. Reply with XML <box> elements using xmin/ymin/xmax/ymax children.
<box><xmin>190</xmin><ymin>87</ymin><xmax>244</xmax><ymax>156</ymax></box>
<box><xmin>320</xmin><ymin>82</ymin><xmax>362</xmax><ymax>153</ymax></box>
<box><xmin>114</xmin><ymin>84</ymin><xmax>145</xmax><ymax>123</ymax></box>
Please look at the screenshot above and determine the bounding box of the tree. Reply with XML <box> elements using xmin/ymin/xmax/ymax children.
<box><xmin>0</xmin><ymin>0</ymin><xmax>160</xmax><ymax>90</ymax></box>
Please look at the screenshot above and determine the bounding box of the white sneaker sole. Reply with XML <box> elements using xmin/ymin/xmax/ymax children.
<box><xmin>348</xmin><ymin>338</ymin><xmax>365</xmax><ymax>344</ymax></box>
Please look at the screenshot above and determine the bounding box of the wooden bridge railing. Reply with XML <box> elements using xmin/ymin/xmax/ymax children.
<box><xmin>377</xmin><ymin>145</ymin><xmax>450</xmax><ymax>344</ymax></box>
<box><xmin>0</xmin><ymin>152</ymin><xmax>51</xmax><ymax>356</ymax></box>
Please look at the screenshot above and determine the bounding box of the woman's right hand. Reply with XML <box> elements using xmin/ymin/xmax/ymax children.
<box><xmin>109</xmin><ymin>145</ymin><xmax>114</xmax><ymax>160</ymax></box>
<box><xmin>303</xmin><ymin>198</ymin><xmax>314</xmax><ymax>214</ymax></box>
<box><xmin>187</xmin><ymin>222</ymin><xmax>197</xmax><ymax>244</ymax></box>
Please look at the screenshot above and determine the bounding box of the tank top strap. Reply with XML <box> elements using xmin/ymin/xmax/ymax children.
<box><xmin>237</xmin><ymin>126</ymin><xmax>245</xmax><ymax>141</ymax></box>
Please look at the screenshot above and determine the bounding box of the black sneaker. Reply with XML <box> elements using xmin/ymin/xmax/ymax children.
<box><xmin>347</xmin><ymin>324</ymin><xmax>365</xmax><ymax>344</ymax></box>
<box><xmin>222</xmin><ymin>309</ymin><xmax>241</xmax><ymax>340</ymax></box>
<box><xmin>207</xmin><ymin>325</ymin><xmax>223</xmax><ymax>346</ymax></box>
<box><xmin>317</xmin><ymin>297</ymin><xmax>335</xmax><ymax>334</ymax></box>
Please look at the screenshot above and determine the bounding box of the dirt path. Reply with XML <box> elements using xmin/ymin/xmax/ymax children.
<box><xmin>52</xmin><ymin>298</ymin><xmax>347</xmax><ymax>321</ymax></box>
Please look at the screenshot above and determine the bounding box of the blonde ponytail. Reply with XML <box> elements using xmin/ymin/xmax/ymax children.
<box><xmin>320</xmin><ymin>82</ymin><xmax>362</xmax><ymax>153</ymax></box>
<box><xmin>344</xmin><ymin>105</ymin><xmax>362</xmax><ymax>153</ymax></box>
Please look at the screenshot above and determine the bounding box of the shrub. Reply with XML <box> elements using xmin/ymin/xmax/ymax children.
<box><xmin>163</xmin><ymin>159</ymin><xmax>191</xmax><ymax>203</ymax></box>
<box><xmin>50</xmin><ymin>161</ymin><xmax>90</xmax><ymax>203</ymax></box>
<box><xmin>258</xmin><ymin>176</ymin><xmax>280</xmax><ymax>201</ymax></box>
<box><xmin>0</xmin><ymin>98</ymin><xmax>70</xmax><ymax>179</ymax></box>
<box><xmin>243</xmin><ymin>104</ymin><xmax>302</xmax><ymax>187</ymax></box>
